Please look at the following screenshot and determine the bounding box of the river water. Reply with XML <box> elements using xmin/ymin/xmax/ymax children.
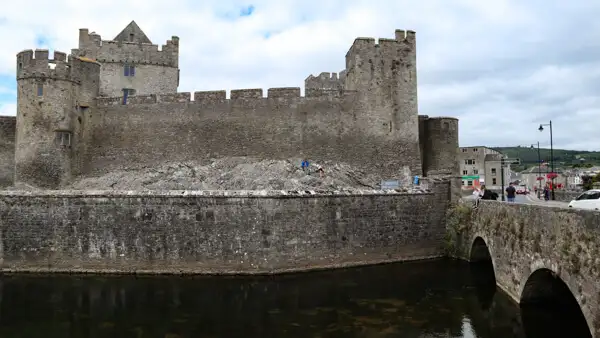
<box><xmin>0</xmin><ymin>259</ymin><xmax>589</xmax><ymax>337</ymax></box>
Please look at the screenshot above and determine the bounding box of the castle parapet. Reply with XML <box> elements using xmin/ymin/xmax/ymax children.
<box><xmin>305</xmin><ymin>88</ymin><xmax>344</xmax><ymax>98</ymax></box>
<box><xmin>16</xmin><ymin>49</ymin><xmax>99</xmax><ymax>83</ymax></box>
<box><xmin>194</xmin><ymin>91</ymin><xmax>227</xmax><ymax>104</ymax></box>
<box><xmin>95</xmin><ymin>88</ymin><xmax>358</xmax><ymax>107</ymax></box>
<box><xmin>345</xmin><ymin>29</ymin><xmax>416</xmax><ymax>70</ymax></box>
<box><xmin>76</xmin><ymin>29</ymin><xmax>179</xmax><ymax>68</ymax></box>
<box><xmin>305</xmin><ymin>71</ymin><xmax>346</xmax><ymax>90</ymax></box>
<box><xmin>231</xmin><ymin>89</ymin><xmax>263</xmax><ymax>100</ymax></box>
<box><xmin>267</xmin><ymin>87</ymin><xmax>300</xmax><ymax>99</ymax></box>
<box><xmin>157</xmin><ymin>92</ymin><xmax>190</xmax><ymax>103</ymax></box>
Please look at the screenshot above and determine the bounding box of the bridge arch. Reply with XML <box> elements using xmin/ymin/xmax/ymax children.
<box><xmin>520</xmin><ymin>267</ymin><xmax>592</xmax><ymax>338</ymax></box>
<box><xmin>468</xmin><ymin>236</ymin><xmax>497</xmax><ymax>311</ymax></box>
<box><xmin>470</xmin><ymin>236</ymin><xmax>493</xmax><ymax>263</ymax></box>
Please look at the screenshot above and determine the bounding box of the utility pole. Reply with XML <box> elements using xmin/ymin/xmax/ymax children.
<box><xmin>501</xmin><ymin>158</ymin><xmax>505</xmax><ymax>201</ymax></box>
<box><xmin>539</xmin><ymin>121</ymin><xmax>555</xmax><ymax>200</ymax></box>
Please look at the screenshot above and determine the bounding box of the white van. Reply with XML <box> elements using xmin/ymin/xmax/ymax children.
<box><xmin>568</xmin><ymin>189</ymin><xmax>600</xmax><ymax>211</ymax></box>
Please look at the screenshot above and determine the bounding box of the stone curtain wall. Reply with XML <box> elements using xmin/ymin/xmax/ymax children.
<box><xmin>450</xmin><ymin>200</ymin><xmax>600</xmax><ymax>337</ymax></box>
<box><xmin>0</xmin><ymin>116</ymin><xmax>16</xmax><ymax>187</ymax></box>
<box><xmin>85</xmin><ymin>89</ymin><xmax>422</xmax><ymax>180</ymax></box>
<box><xmin>0</xmin><ymin>190</ymin><xmax>448</xmax><ymax>274</ymax></box>
<box><xmin>553</xmin><ymin>191</ymin><xmax>582</xmax><ymax>202</ymax></box>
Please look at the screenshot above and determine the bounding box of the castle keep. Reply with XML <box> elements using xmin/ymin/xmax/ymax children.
<box><xmin>2</xmin><ymin>21</ymin><xmax>459</xmax><ymax>189</ymax></box>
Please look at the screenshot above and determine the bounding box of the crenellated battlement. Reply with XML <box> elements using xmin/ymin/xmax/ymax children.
<box><xmin>305</xmin><ymin>71</ymin><xmax>346</xmax><ymax>90</ymax></box>
<box><xmin>16</xmin><ymin>49</ymin><xmax>100</xmax><ymax>83</ymax></box>
<box><xmin>95</xmin><ymin>87</ymin><xmax>357</xmax><ymax>107</ymax></box>
<box><xmin>345</xmin><ymin>29</ymin><xmax>416</xmax><ymax>70</ymax></box>
<box><xmin>74</xmin><ymin>28</ymin><xmax>179</xmax><ymax>67</ymax></box>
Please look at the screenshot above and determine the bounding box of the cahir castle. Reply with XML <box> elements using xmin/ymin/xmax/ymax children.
<box><xmin>0</xmin><ymin>21</ymin><xmax>459</xmax><ymax>189</ymax></box>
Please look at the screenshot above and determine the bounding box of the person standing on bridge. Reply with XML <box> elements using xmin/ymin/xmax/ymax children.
<box><xmin>479</xmin><ymin>185</ymin><xmax>498</xmax><ymax>200</ymax></box>
<box><xmin>505</xmin><ymin>183</ymin><xmax>516</xmax><ymax>203</ymax></box>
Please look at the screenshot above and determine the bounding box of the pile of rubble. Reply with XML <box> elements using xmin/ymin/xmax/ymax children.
<box><xmin>68</xmin><ymin>157</ymin><xmax>386</xmax><ymax>191</ymax></box>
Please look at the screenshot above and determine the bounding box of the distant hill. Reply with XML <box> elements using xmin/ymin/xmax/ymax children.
<box><xmin>490</xmin><ymin>147</ymin><xmax>600</xmax><ymax>172</ymax></box>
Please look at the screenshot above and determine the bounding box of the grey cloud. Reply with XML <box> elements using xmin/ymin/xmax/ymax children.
<box><xmin>413</xmin><ymin>2</ymin><xmax>600</xmax><ymax>150</ymax></box>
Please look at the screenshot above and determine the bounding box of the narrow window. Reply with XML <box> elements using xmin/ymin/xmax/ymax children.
<box><xmin>129</xmin><ymin>33</ymin><xmax>134</xmax><ymax>42</ymax></box>
<box><xmin>124</xmin><ymin>64</ymin><xmax>135</xmax><ymax>77</ymax></box>
<box><xmin>37</xmin><ymin>83</ymin><xmax>43</xmax><ymax>96</ymax></box>
<box><xmin>492</xmin><ymin>178</ymin><xmax>497</xmax><ymax>185</ymax></box>
<box><xmin>18</xmin><ymin>62</ymin><xmax>22</xmax><ymax>70</ymax></box>
<box><xmin>55</xmin><ymin>131</ymin><xmax>72</xmax><ymax>147</ymax></box>
<box><xmin>122</xmin><ymin>88</ymin><xmax>136</xmax><ymax>104</ymax></box>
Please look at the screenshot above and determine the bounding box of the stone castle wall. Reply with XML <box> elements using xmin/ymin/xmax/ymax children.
<box><xmin>82</xmin><ymin>88</ymin><xmax>423</xmax><ymax>180</ymax></box>
<box><xmin>0</xmin><ymin>186</ymin><xmax>450</xmax><ymax>274</ymax></box>
<box><xmin>0</xmin><ymin>116</ymin><xmax>16</xmax><ymax>187</ymax></box>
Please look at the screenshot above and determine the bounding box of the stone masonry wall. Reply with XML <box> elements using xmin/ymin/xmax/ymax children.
<box><xmin>450</xmin><ymin>200</ymin><xmax>600</xmax><ymax>337</ymax></box>
<box><xmin>0</xmin><ymin>189</ymin><xmax>449</xmax><ymax>274</ymax></box>
<box><xmin>84</xmin><ymin>88</ymin><xmax>422</xmax><ymax>181</ymax></box>
<box><xmin>0</xmin><ymin>116</ymin><xmax>16</xmax><ymax>187</ymax></box>
<box><xmin>553</xmin><ymin>191</ymin><xmax>582</xmax><ymax>202</ymax></box>
<box><xmin>97</xmin><ymin>63</ymin><xmax>178</xmax><ymax>97</ymax></box>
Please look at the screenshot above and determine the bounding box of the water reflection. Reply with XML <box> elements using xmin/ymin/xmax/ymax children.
<box><xmin>0</xmin><ymin>259</ymin><xmax>589</xmax><ymax>337</ymax></box>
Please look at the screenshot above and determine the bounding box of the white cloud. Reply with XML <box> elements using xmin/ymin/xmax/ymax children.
<box><xmin>0</xmin><ymin>103</ymin><xmax>16</xmax><ymax>116</ymax></box>
<box><xmin>0</xmin><ymin>0</ymin><xmax>599</xmax><ymax>150</ymax></box>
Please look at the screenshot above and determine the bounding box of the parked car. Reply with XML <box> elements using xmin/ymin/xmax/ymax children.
<box><xmin>516</xmin><ymin>186</ymin><xmax>530</xmax><ymax>195</ymax></box>
<box><xmin>568</xmin><ymin>189</ymin><xmax>600</xmax><ymax>211</ymax></box>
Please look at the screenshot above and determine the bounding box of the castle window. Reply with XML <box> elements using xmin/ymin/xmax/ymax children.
<box><xmin>37</xmin><ymin>83</ymin><xmax>43</xmax><ymax>96</ymax></box>
<box><xmin>122</xmin><ymin>88</ymin><xmax>136</xmax><ymax>104</ymax></box>
<box><xmin>122</xmin><ymin>88</ymin><xmax>136</xmax><ymax>96</ymax></box>
<box><xmin>55</xmin><ymin>131</ymin><xmax>72</xmax><ymax>148</ymax></box>
<box><xmin>18</xmin><ymin>62</ymin><xmax>22</xmax><ymax>70</ymax></box>
<box><xmin>129</xmin><ymin>33</ymin><xmax>134</xmax><ymax>42</ymax></box>
<box><xmin>124</xmin><ymin>64</ymin><xmax>135</xmax><ymax>77</ymax></box>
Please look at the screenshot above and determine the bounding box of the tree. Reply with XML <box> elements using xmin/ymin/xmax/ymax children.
<box><xmin>582</xmin><ymin>173</ymin><xmax>600</xmax><ymax>190</ymax></box>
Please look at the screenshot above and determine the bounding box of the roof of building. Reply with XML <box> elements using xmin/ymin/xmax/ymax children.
<box><xmin>113</xmin><ymin>21</ymin><xmax>152</xmax><ymax>44</ymax></box>
<box><xmin>484</xmin><ymin>153</ymin><xmax>504</xmax><ymax>162</ymax></box>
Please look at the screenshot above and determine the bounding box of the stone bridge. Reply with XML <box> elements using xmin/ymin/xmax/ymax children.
<box><xmin>450</xmin><ymin>200</ymin><xmax>600</xmax><ymax>337</ymax></box>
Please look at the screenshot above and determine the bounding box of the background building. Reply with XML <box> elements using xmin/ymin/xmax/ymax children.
<box><xmin>520</xmin><ymin>166</ymin><xmax>567</xmax><ymax>191</ymax></box>
<box><xmin>458</xmin><ymin>146</ymin><xmax>511</xmax><ymax>191</ymax></box>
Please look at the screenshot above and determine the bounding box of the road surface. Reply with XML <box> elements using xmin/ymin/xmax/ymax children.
<box><xmin>463</xmin><ymin>193</ymin><xmax>569</xmax><ymax>208</ymax></box>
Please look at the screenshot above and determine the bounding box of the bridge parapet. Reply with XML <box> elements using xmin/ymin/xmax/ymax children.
<box><xmin>448</xmin><ymin>200</ymin><xmax>600</xmax><ymax>337</ymax></box>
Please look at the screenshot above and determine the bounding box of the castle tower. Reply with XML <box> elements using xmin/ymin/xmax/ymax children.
<box><xmin>343</xmin><ymin>30</ymin><xmax>421</xmax><ymax>176</ymax></box>
<box><xmin>72</xmin><ymin>21</ymin><xmax>180</xmax><ymax>97</ymax></box>
<box><xmin>419</xmin><ymin>116</ymin><xmax>460</xmax><ymax>176</ymax></box>
<box><xmin>15</xmin><ymin>49</ymin><xmax>100</xmax><ymax>188</ymax></box>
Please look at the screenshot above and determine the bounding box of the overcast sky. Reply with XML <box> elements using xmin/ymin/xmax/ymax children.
<box><xmin>0</xmin><ymin>0</ymin><xmax>598</xmax><ymax>150</ymax></box>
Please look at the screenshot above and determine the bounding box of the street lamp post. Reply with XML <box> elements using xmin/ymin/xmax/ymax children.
<box><xmin>530</xmin><ymin>142</ymin><xmax>542</xmax><ymax>198</ymax></box>
<box><xmin>538</xmin><ymin>121</ymin><xmax>555</xmax><ymax>200</ymax></box>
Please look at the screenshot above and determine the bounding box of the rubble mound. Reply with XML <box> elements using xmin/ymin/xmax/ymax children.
<box><xmin>68</xmin><ymin>157</ymin><xmax>384</xmax><ymax>191</ymax></box>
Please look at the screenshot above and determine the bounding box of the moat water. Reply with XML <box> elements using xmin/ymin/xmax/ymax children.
<box><xmin>0</xmin><ymin>259</ymin><xmax>591</xmax><ymax>337</ymax></box>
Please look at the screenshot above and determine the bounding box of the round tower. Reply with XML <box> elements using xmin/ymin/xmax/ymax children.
<box><xmin>15</xmin><ymin>49</ymin><xmax>100</xmax><ymax>188</ymax></box>
<box><xmin>422</xmin><ymin>117</ymin><xmax>459</xmax><ymax>176</ymax></box>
